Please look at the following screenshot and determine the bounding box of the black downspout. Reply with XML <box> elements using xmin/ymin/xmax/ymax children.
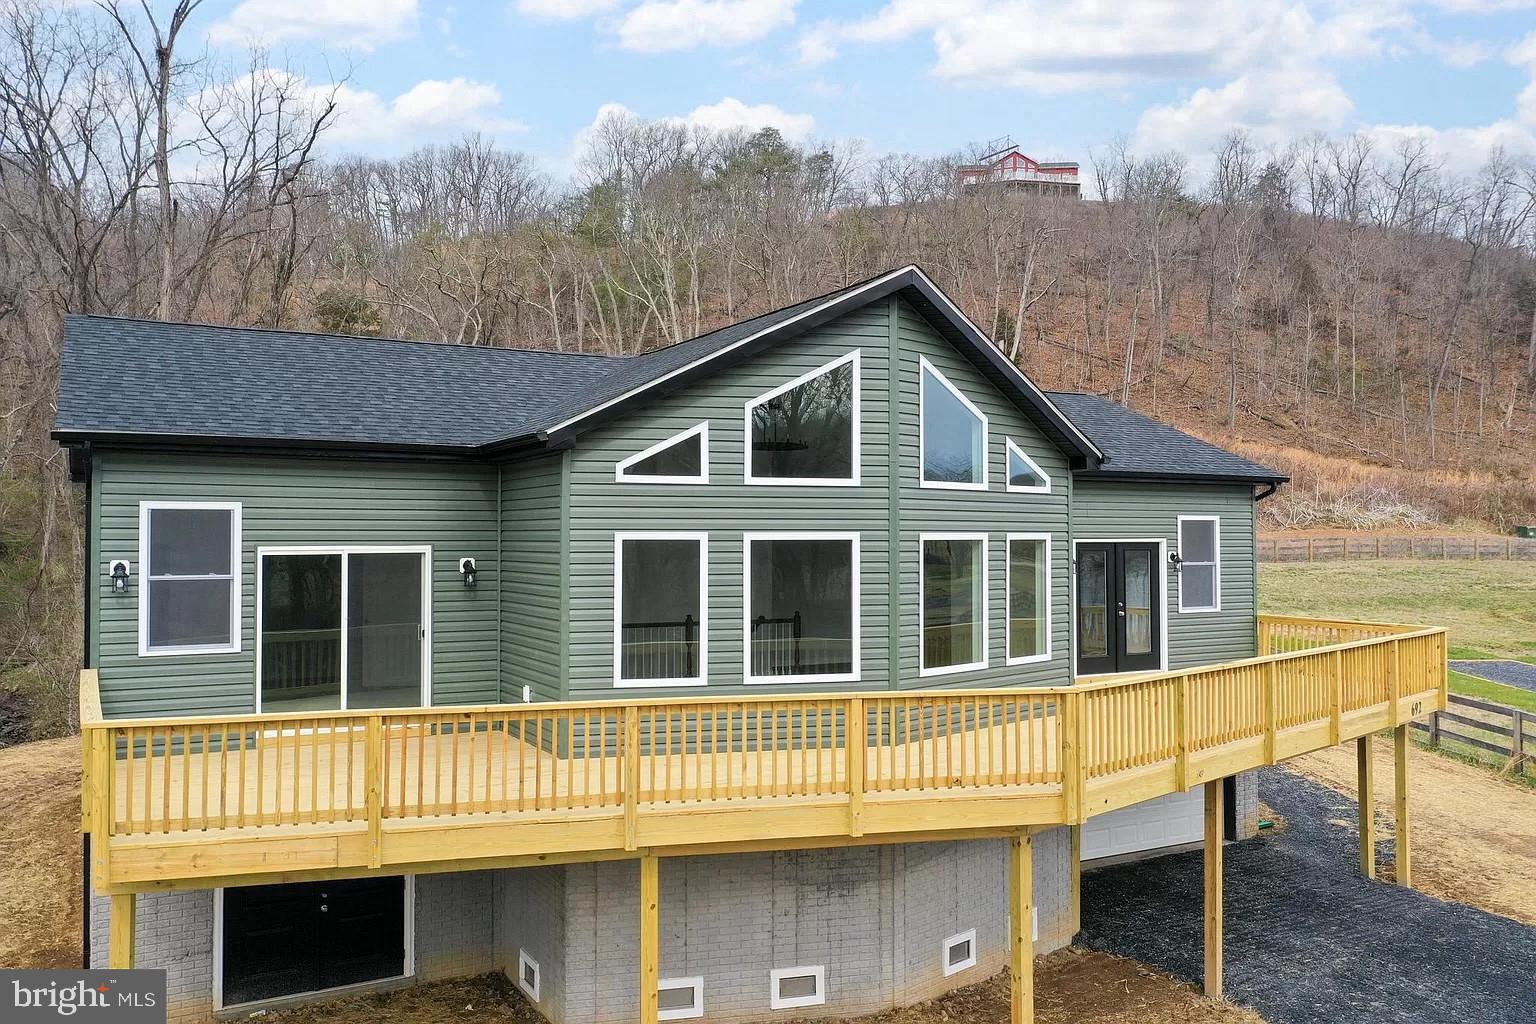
<box><xmin>1255</xmin><ymin>481</ymin><xmax>1280</xmax><ymax>502</ymax></box>
<box><xmin>80</xmin><ymin>442</ymin><xmax>92</xmax><ymax>971</ymax></box>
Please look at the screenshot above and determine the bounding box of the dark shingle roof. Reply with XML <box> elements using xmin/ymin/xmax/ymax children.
<box><xmin>54</xmin><ymin>317</ymin><xmax>626</xmax><ymax>450</ymax></box>
<box><xmin>1046</xmin><ymin>392</ymin><xmax>1286</xmax><ymax>484</ymax></box>
<box><xmin>57</xmin><ymin>271</ymin><xmax>1278</xmax><ymax>487</ymax></box>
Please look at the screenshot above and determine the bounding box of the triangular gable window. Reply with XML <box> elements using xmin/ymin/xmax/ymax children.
<box><xmin>615</xmin><ymin>423</ymin><xmax>708</xmax><ymax>483</ymax></box>
<box><xmin>1005</xmin><ymin>438</ymin><xmax>1051</xmax><ymax>493</ymax></box>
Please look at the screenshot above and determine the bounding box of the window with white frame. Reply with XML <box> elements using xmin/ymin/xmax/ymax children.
<box><xmin>1177</xmin><ymin>516</ymin><xmax>1220</xmax><ymax>612</ymax></box>
<box><xmin>942</xmin><ymin>929</ymin><xmax>977</xmax><ymax>977</ymax></box>
<box><xmin>1007</xmin><ymin>535</ymin><xmax>1050</xmax><ymax>663</ymax></box>
<box><xmin>920</xmin><ymin>535</ymin><xmax>987</xmax><ymax>675</ymax></box>
<box><xmin>140</xmin><ymin>502</ymin><xmax>241</xmax><ymax>655</ymax></box>
<box><xmin>768</xmin><ymin>965</ymin><xmax>825</xmax><ymax>1010</ymax></box>
<box><xmin>746</xmin><ymin>352</ymin><xmax>859</xmax><ymax>484</ymax></box>
<box><xmin>1004</xmin><ymin>438</ymin><xmax>1050</xmax><ymax>493</ymax></box>
<box><xmin>616</xmin><ymin>422</ymin><xmax>709</xmax><ymax>483</ymax></box>
<box><xmin>517</xmin><ymin>949</ymin><xmax>540</xmax><ymax>1002</ymax></box>
<box><xmin>745</xmin><ymin>534</ymin><xmax>858</xmax><ymax>683</ymax></box>
<box><xmin>920</xmin><ymin>358</ymin><xmax>987</xmax><ymax>489</ymax></box>
<box><xmin>614</xmin><ymin>534</ymin><xmax>707</xmax><ymax>686</ymax></box>
<box><xmin>658</xmin><ymin>977</ymin><xmax>704</xmax><ymax>1021</ymax></box>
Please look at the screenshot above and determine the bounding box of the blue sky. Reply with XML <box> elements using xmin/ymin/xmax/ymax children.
<box><xmin>195</xmin><ymin>1</ymin><xmax>1536</xmax><ymax>180</ymax></box>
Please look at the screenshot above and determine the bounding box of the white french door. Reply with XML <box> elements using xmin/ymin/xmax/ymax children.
<box><xmin>256</xmin><ymin>546</ymin><xmax>432</xmax><ymax>712</ymax></box>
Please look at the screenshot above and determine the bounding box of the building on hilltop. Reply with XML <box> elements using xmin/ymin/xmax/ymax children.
<box><xmin>957</xmin><ymin>137</ymin><xmax>1080</xmax><ymax>197</ymax></box>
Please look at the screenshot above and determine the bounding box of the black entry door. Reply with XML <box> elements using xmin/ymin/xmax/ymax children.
<box><xmin>1075</xmin><ymin>543</ymin><xmax>1161</xmax><ymax>675</ymax></box>
<box><xmin>222</xmin><ymin>876</ymin><xmax>406</xmax><ymax>1006</ymax></box>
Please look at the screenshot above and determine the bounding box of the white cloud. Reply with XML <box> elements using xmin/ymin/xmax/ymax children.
<box><xmin>322</xmin><ymin>77</ymin><xmax>528</xmax><ymax>150</ymax></box>
<box><xmin>1133</xmin><ymin>64</ymin><xmax>1354</xmax><ymax>154</ymax></box>
<box><xmin>677</xmin><ymin>96</ymin><xmax>815</xmax><ymax>139</ymax></box>
<box><xmin>514</xmin><ymin>0</ymin><xmax>622</xmax><ymax>18</ymax></box>
<box><xmin>617</xmin><ymin>0</ymin><xmax>797</xmax><ymax>52</ymax></box>
<box><xmin>210</xmin><ymin>0</ymin><xmax>418</xmax><ymax>51</ymax></box>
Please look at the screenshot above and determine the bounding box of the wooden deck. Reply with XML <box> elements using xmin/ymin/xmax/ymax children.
<box><xmin>81</xmin><ymin>614</ymin><xmax>1447</xmax><ymax>894</ymax></box>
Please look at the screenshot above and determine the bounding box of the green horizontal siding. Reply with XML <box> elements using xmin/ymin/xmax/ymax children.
<box><xmin>500</xmin><ymin>454</ymin><xmax>565</xmax><ymax>702</ymax></box>
<box><xmin>1069</xmin><ymin>479</ymin><xmax>1257</xmax><ymax>669</ymax></box>
<box><xmin>93</xmin><ymin>453</ymin><xmax>499</xmax><ymax>717</ymax></box>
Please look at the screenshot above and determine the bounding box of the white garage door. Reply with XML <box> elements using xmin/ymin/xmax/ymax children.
<box><xmin>1082</xmin><ymin>788</ymin><xmax>1204</xmax><ymax>861</ymax></box>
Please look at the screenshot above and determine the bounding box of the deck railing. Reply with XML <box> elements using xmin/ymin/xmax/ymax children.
<box><xmin>80</xmin><ymin>614</ymin><xmax>1447</xmax><ymax>888</ymax></box>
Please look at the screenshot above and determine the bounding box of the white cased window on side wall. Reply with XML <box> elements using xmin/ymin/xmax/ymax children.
<box><xmin>769</xmin><ymin>965</ymin><xmax>825</xmax><ymax>1010</ymax></box>
<box><xmin>919</xmin><ymin>356</ymin><xmax>988</xmax><ymax>490</ymax></box>
<box><xmin>744</xmin><ymin>350</ymin><xmax>861</xmax><ymax>486</ymax></box>
<box><xmin>517</xmin><ymin>949</ymin><xmax>540</xmax><ymax>1002</ymax></box>
<box><xmin>138</xmin><ymin>501</ymin><xmax>242</xmax><ymax>656</ymax></box>
<box><xmin>743</xmin><ymin>532</ymin><xmax>860</xmax><ymax>685</ymax></box>
<box><xmin>615</xmin><ymin>421</ymin><xmax>710</xmax><ymax>484</ymax></box>
<box><xmin>1176</xmin><ymin>516</ymin><xmax>1221</xmax><ymax>612</ymax></box>
<box><xmin>919</xmin><ymin>533</ymin><xmax>988</xmax><ymax>677</ymax></box>
<box><xmin>657</xmin><ymin>976</ymin><xmax>704</xmax><ymax>1021</ymax></box>
<box><xmin>942</xmin><ymin>929</ymin><xmax>977</xmax><ymax>977</ymax></box>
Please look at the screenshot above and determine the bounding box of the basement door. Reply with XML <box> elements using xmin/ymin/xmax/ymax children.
<box><xmin>1075</xmin><ymin>542</ymin><xmax>1162</xmax><ymax>676</ymax></box>
<box><xmin>219</xmin><ymin>876</ymin><xmax>410</xmax><ymax>1007</ymax></box>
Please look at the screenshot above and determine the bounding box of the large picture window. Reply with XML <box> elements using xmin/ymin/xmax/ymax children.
<box><xmin>920</xmin><ymin>535</ymin><xmax>987</xmax><ymax>675</ymax></box>
<box><xmin>1177</xmin><ymin>516</ymin><xmax>1220</xmax><ymax>612</ymax></box>
<box><xmin>920</xmin><ymin>358</ymin><xmax>987</xmax><ymax>489</ymax></box>
<box><xmin>139</xmin><ymin>502</ymin><xmax>241</xmax><ymax>655</ymax></box>
<box><xmin>614</xmin><ymin>533</ymin><xmax>707</xmax><ymax>687</ymax></box>
<box><xmin>1007</xmin><ymin>535</ymin><xmax>1050</xmax><ymax>664</ymax></box>
<box><xmin>745</xmin><ymin>533</ymin><xmax>859</xmax><ymax>683</ymax></box>
<box><xmin>745</xmin><ymin>351</ymin><xmax>859</xmax><ymax>484</ymax></box>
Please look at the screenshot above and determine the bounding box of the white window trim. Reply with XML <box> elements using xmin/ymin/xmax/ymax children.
<box><xmin>212</xmin><ymin>876</ymin><xmax>416</xmax><ymax>1011</ymax></box>
<box><xmin>517</xmin><ymin>949</ymin><xmax>541</xmax><ymax>1002</ymax></box>
<box><xmin>657</xmin><ymin>976</ymin><xmax>704</xmax><ymax>1021</ymax></box>
<box><xmin>1005</xmin><ymin>533</ymin><xmax>1052</xmax><ymax>666</ymax></box>
<box><xmin>1004</xmin><ymin>438</ymin><xmax>1052</xmax><ymax>493</ymax></box>
<box><xmin>942</xmin><ymin>928</ymin><xmax>978</xmax><ymax>977</ymax></box>
<box><xmin>768</xmin><ymin>965</ymin><xmax>826</xmax><ymax>1011</ymax></box>
<box><xmin>1176</xmin><ymin>515</ymin><xmax>1222</xmax><ymax>613</ymax></box>
<box><xmin>253</xmin><ymin>545</ymin><xmax>433</xmax><ymax>713</ymax></box>
<box><xmin>743</xmin><ymin>350</ymin><xmax>862</xmax><ymax>487</ymax></box>
<box><xmin>138</xmin><ymin>501</ymin><xmax>243</xmax><ymax>657</ymax></box>
<box><xmin>918</xmin><ymin>356</ymin><xmax>989</xmax><ymax>491</ymax></box>
<box><xmin>1068</xmin><ymin>537</ymin><xmax>1170</xmax><ymax>678</ymax></box>
<box><xmin>742</xmin><ymin>531</ymin><xmax>861</xmax><ymax>685</ymax></box>
<box><xmin>613</xmin><ymin>532</ymin><xmax>709</xmax><ymax>689</ymax></box>
<box><xmin>918</xmin><ymin>532</ymin><xmax>989</xmax><ymax>678</ymax></box>
<box><xmin>615</xmin><ymin>421</ymin><xmax>710</xmax><ymax>484</ymax></box>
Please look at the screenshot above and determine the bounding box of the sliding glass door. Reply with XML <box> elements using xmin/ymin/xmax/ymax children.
<box><xmin>259</xmin><ymin>548</ymin><xmax>428</xmax><ymax>712</ymax></box>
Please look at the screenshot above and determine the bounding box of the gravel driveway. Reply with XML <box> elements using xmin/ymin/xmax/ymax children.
<box><xmin>1450</xmin><ymin>659</ymin><xmax>1536</xmax><ymax>693</ymax></box>
<box><xmin>1076</xmin><ymin>766</ymin><xmax>1536</xmax><ymax>1024</ymax></box>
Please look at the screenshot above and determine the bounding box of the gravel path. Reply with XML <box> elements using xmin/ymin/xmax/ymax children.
<box><xmin>1077</xmin><ymin>766</ymin><xmax>1536</xmax><ymax>1024</ymax></box>
<box><xmin>1450</xmin><ymin>659</ymin><xmax>1536</xmax><ymax>693</ymax></box>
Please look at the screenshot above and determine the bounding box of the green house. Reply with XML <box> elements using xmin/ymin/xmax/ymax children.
<box><xmin>57</xmin><ymin>266</ymin><xmax>1297</xmax><ymax>1023</ymax></box>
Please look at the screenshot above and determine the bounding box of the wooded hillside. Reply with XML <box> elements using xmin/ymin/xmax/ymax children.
<box><xmin>1</xmin><ymin>1</ymin><xmax>1534</xmax><ymax>738</ymax></box>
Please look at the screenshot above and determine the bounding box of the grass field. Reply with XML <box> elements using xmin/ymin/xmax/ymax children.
<box><xmin>1261</xmin><ymin>559</ymin><xmax>1536</xmax><ymax>709</ymax></box>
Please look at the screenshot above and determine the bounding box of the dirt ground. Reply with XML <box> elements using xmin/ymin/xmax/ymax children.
<box><xmin>0</xmin><ymin>737</ymin><xmax>83</xmax><ymax>968</ymax></box>
<box><xmin>262</xmin><ymin>950</ymin><xmax>1264</xmax><ymax>1024</ymax></box>
<box><xmin>1290</xmin><ymin>741</ymin><xmax>1536</xmax><ymax>926</ymax></box>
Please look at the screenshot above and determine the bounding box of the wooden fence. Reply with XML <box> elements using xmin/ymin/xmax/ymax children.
<box><xmin>1259</xmin><ymin>535</ymin><xmax>1536</xmax><ymax>563</ymax></box>
<box><xmin>1413</xmin><ymin>692</ymin><xmax>1534</xmax><ymax>776</ymax></box>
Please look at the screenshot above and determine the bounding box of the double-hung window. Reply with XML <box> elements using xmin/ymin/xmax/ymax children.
<box><xmin>139</xmin><ymin>502</ymin><xmax>241</xmax><ymax>655</ymax></box>
<box><xmin>920</xmin><ymin>534</ymin><xmax>987</xmax><ymax>675</ymax></box>
<box><xmin>744</xmin><ymin>533</ymin><xmax>859</xmax><ymax>683</ymax></box>
<box><xmin>614</xmin><ymin>533</ymin><xmax>708</xmax><ymax>687</ymax></box>
<box><xmin>1177</xmin><ymin>516</ymin><xmax>1220</xmax><ymax>612</ymax></box>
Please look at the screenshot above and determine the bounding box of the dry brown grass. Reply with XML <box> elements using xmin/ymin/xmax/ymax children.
<box><xmin>1290</xmin><ymin>741</ymin><xmax>1536</xmax><ymax>926</ymax></box>
<box><xmin>0</xmin><ymin>737</ymin><xmax>82</xmax><ymax>968</ymax></box>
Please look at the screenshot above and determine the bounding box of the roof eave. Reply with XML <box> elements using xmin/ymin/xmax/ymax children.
<box><xmin>50</xmin><ymin>428</ymin><xmax>483</xmax><ymax>460</ymax></box>
<box><xmin>1075</xmin><ymin>469</ymin><xmax>1290</xmax><ymax>487</ymax></box>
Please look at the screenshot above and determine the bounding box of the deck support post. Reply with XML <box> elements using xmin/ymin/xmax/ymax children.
<box><xmin>1357</xmin><ymin>735</ymin><xmax>1376</xmax><ymax>879</ymax></box>
<box><xmin>1203</xmin><ymin>780</ymin><xmax>1223</xmax><ymax>999</ymax></box>
<box><xmin>1009</xmin><ymin>831</ymin><xmax>1035</xmax><ymax>1024</ymax></box>
<box><xmin>1393</xmin><ymin>725</ymin><xmax>1412</xmax><ymax>887</ymax></box>
<box><xmin>639</xmin><ymin>853</ymin><xmax>659</xmax><ymax>1024</ymax></box>
<box><xmin>1067</xmin><ymin>824</ymin><xmax>1082</xmax><ymax>938</ymax></box>
<box><xmin>109</xmin><ymin>893</ymin><xmax>135</xmax><ymax>969</ymax></box>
